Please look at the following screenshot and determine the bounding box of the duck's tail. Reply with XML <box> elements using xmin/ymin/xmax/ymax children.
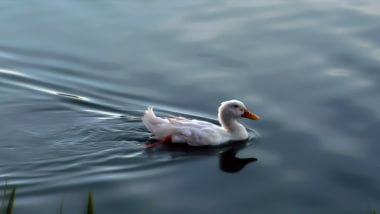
<box><xmin>142</xmin><ymin>107</ymin><xmax>162</xmax><ymax>133</ymax></box>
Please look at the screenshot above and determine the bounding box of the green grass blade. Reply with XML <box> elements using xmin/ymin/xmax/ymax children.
<box><xmin>87</xmin><ymin>191</ymin><xmax>94</xmax><ymax>214</ymax></box>
<box><xmin>5</xmin><ymin>186</ymin><xmax>16</xmax><ymax>214</ymax></box>
<box><xmin>1</xmin><ymin>178</ymin><xmax>9</xmax><ymax>214</ymax></box>
<box><xmin>59</xmin><ymin>197</ymin><xmax>64</xmax><ymax>214</ymax></box>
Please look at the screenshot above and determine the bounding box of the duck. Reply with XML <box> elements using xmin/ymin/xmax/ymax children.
<box><xmin>142</xmin><ymin>100</ymin><xmax>260</xmax><ymax>147</ymax></box>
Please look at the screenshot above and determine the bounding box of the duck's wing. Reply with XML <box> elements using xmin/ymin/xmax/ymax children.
<box><xmin>167</xmin><ymin>119</ymin><xmax>229</xmax><ymax>146</ymax></box>
<box><xmin>143</xmin><ymin>107</ymin><xmax>229</xmax><ymax>145</ymax></box>
<box><xmin>166</xmin><ymin>114</ymin><xmax>186</xmax><ymax>120</ymax></box>
<box><xmin>168</xmin><ymin>117</ymin><xmax>217</xmax><ymax>128</ymax></box>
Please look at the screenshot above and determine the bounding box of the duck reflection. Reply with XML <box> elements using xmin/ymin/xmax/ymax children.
<box><xmin>146</xmin><ymin>141</ymin><xmax>258</xmax><ymax>173</ymax></box>
<box><xmin>219</xmin><ymin>147</ymin><xmax>257</xmax><ymax>173</ymax></box>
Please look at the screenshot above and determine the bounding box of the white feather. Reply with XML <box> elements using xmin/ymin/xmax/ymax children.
<box><xmin>142</xmin><ymin>100</ymin><xmax>260</xmax><ymax>146</ymax></box>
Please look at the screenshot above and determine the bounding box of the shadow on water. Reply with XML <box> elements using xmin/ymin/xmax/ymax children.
<box><xmin>219</xmin><ymin>146</ymin><xmax>257</xmax><ymax>173</ymax></box>
<box><xmin>145</xmin><ymin>139</ymin><xmax>258</xmax><ymax>173</ymax></box>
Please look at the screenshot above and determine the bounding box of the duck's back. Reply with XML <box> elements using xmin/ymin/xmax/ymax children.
<box><xmin>142</xmin><ymin>108</ymin><xmax>229</xmax><ymax>146</ymax></box>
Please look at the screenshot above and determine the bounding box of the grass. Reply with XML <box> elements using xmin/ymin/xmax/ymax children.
<box><xmin>0</xmin><ymin>178</ymin><xmax>16</xmax><ymax>214</ymax></box>
<box><xmin>0</xmin><ymin>179</ymin><xmax>376</xmax><ymax>214</ymax></box>
<box><xmin>1</xmin><ymin>188</ymin><xmax>94</xmax><ymax>214</ymax></box>
<box><xmin>0</xmin><ymin>178</ymin><xmax>8</xmax><ymax>214</ymax></box>
<box><xmin>87</xmin><ymin>192</ymin><xmax>95</xmax><ymax>214</ymax></box>
<box><xmin>5</xmin><ymin>186</ymin><xmax>16</xmax><ymax>214</ymax></box>
<box><xmin>59</xmin><ymin>198</ymin><xmax>64</xmax><ymax>214</ymax></box>
<box><xmin>0</xmin><ymin>179</ymin><xmax>95</xmax><ymax>214</ymax></box>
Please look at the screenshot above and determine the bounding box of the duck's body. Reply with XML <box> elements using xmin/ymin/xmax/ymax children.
<box><xmin>142</xmin><ymin>100</ymin><xmax>260</xmax><ymax>146</ymax></box>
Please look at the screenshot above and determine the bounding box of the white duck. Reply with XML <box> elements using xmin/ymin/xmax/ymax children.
<box><xmin>142</xmin><ymin>100</ymin><xmax>260</xmax><ymax>146</ymax></box>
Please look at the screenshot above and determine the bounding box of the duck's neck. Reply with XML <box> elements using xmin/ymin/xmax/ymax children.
<box><xmin>219</xmin><ymin>114</ymin><xmax>247</xmax><ymax>139</ymax></box>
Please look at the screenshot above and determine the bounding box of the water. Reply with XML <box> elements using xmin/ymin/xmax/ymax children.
<box><xmin>1</xmin><ymin>0</ymin><xmax>380</xmax><ymax>213</ymax></box>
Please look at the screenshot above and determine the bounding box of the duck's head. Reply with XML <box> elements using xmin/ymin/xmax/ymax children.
<box><xmin>218</xmin><ymin>100</ymin><xmax>260</xmax><ymax>121</ymax></box>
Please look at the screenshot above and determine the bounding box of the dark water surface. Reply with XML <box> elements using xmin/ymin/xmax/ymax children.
<box><xmin>1</xmin><ymin>0</ymin><xmax>380</xmax><ymax>213</ymax></box>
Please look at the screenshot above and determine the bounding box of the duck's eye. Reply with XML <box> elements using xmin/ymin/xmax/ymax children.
<box><xmin>233</xmin><ymin>105</ymin><xmax>239</xmax><ymax>108</ymax></box>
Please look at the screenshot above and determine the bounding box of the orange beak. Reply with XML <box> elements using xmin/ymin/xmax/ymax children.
<box><xmin>242</xmin><ymin>108</ymin><xmax>260</xmax><ymax>120</ymax></box>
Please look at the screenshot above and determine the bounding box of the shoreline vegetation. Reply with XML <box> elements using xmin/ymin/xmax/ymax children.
<box><xmin>0</xmin><ymin>179</ymin><xmax>377</xmax><ymax>214</ymax></box>
<box><xmin>1</xmin><ymin>179</ymin><xmax>95</xmax><ymax>214</ymax></box>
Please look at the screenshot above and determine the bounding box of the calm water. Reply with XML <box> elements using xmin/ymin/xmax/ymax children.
<box><xmin>1</xmin><ymin>0</ymin><xmax>380</xmax><ymax>213</ymax></box>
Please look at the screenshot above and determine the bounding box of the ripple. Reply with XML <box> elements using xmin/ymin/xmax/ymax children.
<box><xmin>0</xmin><ymin>64</ymin><xmax>260</xmax><ymax>197</ymax></box>
<box><xmin>2</xmin><ymin>0</ymin><xmax>379</xmax><ymax>213</ymax></box>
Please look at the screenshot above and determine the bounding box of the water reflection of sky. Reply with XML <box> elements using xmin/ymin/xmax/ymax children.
<box><xmin>1</xmin><ymin>0</ymin><xmax>380</xmax><ymax>213</ymax></box>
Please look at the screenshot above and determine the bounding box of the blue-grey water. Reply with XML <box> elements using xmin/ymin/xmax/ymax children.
<box><xmin>1</xmin><ymin>1</ymin><xmax>380</xmax><ymax>213</ymax></box>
